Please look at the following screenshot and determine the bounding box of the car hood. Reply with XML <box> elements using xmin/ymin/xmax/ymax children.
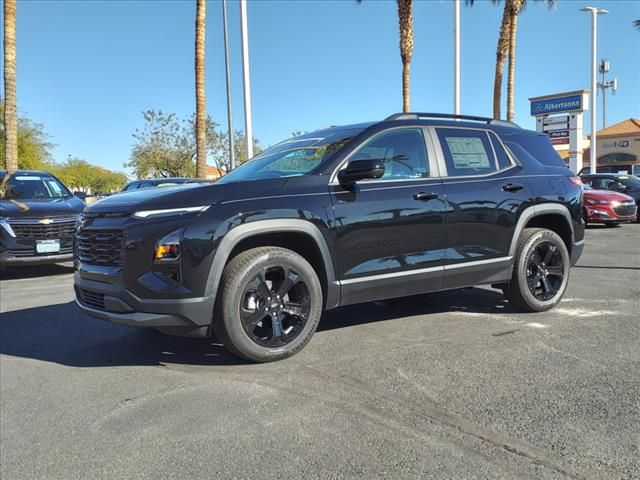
<box><xmin>86</xmin><ymin>179</ymin><xmax>287</xmax><ymax>215</ymax></box>
<box><xmin>584</xmin><ymin>189</ymin><xmax>635</xmax><ymax>202</ymax></box>
<box><xmin>0</xmin><ymin>196</ymin><xmax>85</xmax><ymax>218</ymax></box>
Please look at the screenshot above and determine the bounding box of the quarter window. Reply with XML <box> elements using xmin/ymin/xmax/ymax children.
<box><xmin>349</xmin><ymin>128</ymin><xmax>429</xmax><ymax>180</ymax></box>
<box><xmin>436</xmin><ymin>128</ymin><xmax>497</xmax><ymax>177</ymax></box>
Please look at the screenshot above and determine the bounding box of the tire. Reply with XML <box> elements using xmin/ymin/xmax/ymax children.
<box><xmin>213</xmin><ymin>247</ymin><xmax>323</xmax><ymax>362</ymax></box>
<box><xmin>502</xmin><ymin>228</ymin><xmax>570</xmax><ymax>312</ymax></box>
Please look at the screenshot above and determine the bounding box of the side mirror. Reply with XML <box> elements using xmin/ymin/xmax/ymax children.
<box><xmin>338</xmin><ymin>159</ymin><xmax>385</xmax><ymax>184</ymax></box>
<box><xmin>73</xmin><ymin>191</ymin><xmax>87</xmax><ymax>200</ymax></box>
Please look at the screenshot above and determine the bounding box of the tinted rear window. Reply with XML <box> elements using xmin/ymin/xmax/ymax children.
<box><xmin>502</xmin><ymin>133</ymin><xmax>567</xmax><ymax>168</ymax></box>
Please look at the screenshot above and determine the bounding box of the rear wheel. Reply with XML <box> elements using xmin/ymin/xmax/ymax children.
<box><xmin>502</xmin><ymin>228</ymin><xmax>570</xmax><ymax>312</ymax></box>
<box><xmin>214</xmin><ymin>247</ymin><xmax>323</xmax><ymax>362</ymax></box>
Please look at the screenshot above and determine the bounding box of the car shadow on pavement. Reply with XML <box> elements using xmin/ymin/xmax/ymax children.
<box><xmin>0</xmin><ymin>263</ymin><xmax>75</xmax><ymax>280</ymax></box>
<box><xmin>0</xmin><ymin>288</ymin><xmax>516</xmax><ymax>368</ymax></box>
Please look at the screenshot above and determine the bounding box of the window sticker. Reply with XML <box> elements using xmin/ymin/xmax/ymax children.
<box><xmin>445</xmin><ymin>137</ymin><xmax>490</xmax><ymax>169</ymax></box>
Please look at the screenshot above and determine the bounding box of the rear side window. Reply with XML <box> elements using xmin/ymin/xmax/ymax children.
<box><xmin>436</xmin><ymin>128</ymin><xmax>496</xmax><ymax>177</ymax></box>
<box><xmin>503</xmin><ymin>132</ymin><xmax>567</xmax><ymax>167</ymax></box>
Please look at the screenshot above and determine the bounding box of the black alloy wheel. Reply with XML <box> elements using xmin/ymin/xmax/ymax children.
<box><xmin>502</xmin><ymin>228</ymin><xmax>570</xmax><ymax>312</ymax></box>
<box><xmin>240</xmin><ymin>266</ymin><xmax>311</xmax><ymax>348</ymax></box>
<box><xmin>525</xmin><ymin>241</ymin><xmax>565</xmax><ymax>301</ymax></box>
<box><xmin>215</xmin><ymin>246</ymin><xmax>323</xmax><ymax>362</ymax></box>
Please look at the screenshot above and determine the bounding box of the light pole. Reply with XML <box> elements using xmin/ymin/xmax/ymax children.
<box><xmin>222</xmin><ymin>0</ymin><xmax>235</xmax><ymax>170</ymax></box>
<box><xmin>239</xmin><ymin>0</ymin><xmax>254</xmax><ymax>160</ymax></box>
<box><xmin>580</xmin><ymin>6</ymin><xmax>608</xmax><ymax>174</ymax></box>
<box><xmin>453</xmin><ymin>0</ymin><xmax>460</xmax><ymax>115</ymax></box>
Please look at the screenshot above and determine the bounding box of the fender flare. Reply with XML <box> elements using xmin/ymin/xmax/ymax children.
<box><xmin>508</xmin><ymin>203</ymin><xmax>574</xmax><ymax>257</ymax></box>
<box><xmin>203</xmin><ymin>219</ymin><xmax>339</xmax><ymax>310</ymax></box>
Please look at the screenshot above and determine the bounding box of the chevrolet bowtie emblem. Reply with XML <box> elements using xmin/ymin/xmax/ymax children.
<box><xmin>39</xmin><ymin>218</ymin><xmax>54</xmax><ymax>225</ymax></box>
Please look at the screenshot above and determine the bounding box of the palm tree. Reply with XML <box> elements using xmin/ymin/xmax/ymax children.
<box><xmin>3</xmin><ymin>0</ymin><xmax>18</xmax><ymax>193</ymax></box>
<box><xmin>195</xmin><ymin>0</ymin><xmax>207</xmax><ymax>179</ymax></box>
<box><xmin>397</xmin><ymin>0</ymin><xmax>414</xmax><ymax>113</ymax></box>
<box><xmin>467</xmin><ymin>0</ymin><xmax>510</xmax><ymax>119</ymax></box>
<box><xmin>634</xmin><ymin>19</ymin><xmax>640</xmax><ymax>30</ymax></box>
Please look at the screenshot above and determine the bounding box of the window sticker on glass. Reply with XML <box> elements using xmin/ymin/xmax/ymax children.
<box><xmin>445</xmin><ymin>137</ymin><xmax>490</xmax><ymax>169</ymax></box>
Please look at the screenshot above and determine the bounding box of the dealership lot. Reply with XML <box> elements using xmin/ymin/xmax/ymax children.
<box><xmin>1</xmin><ymin>225</ymin><xmax>639</xmax><ymax>479</ymax></box>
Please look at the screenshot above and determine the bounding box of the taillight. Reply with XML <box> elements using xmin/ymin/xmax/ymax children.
<box><xmin>569</xmin><ymin>176</ymin><xmax>582</xmax><ymax>186</ymax></box>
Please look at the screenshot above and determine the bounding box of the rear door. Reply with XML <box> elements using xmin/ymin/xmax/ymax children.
<box><xmin>432</xmin><ymin>126</ymin><xmax>534</xmax><ymax>289</ymax></box>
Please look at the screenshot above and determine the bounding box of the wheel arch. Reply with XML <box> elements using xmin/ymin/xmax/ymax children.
<box><xmin>509</xmin><ymin>204</ymin><xmax>574</xmax><ymax>257</ymax></box>
<box><xmin>204</xmin><ymin>219</ymin><xmax>339</xmax><ymax>310</ymax></box>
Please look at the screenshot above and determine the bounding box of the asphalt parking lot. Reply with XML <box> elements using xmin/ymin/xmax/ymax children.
<box><xmin>1</xmin><ymin>224</ymin><xmax>639</xmax><ymax>480</ymax></box>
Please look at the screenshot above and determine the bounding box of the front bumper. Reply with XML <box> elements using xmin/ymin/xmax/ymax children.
<box><xmin>74</xmin><ymin>273</ymin><xmax>214</xmax><ymax>336</ymax></box>
<box><xmin>1</xmin><ymin>252</ymin><xmax>73</xmax><ymax>266</ymax></box>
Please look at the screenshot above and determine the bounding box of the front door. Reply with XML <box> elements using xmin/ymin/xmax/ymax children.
<box><xmin>330</xmin><ymin>127</ymin><xmax>447</xmax><ymax>305</ymax></box>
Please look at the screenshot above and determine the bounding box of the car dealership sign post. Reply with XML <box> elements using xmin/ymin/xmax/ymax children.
<box><xmin>529</xmin><ymin>90</ymin><xmax>590</xmax><ymax>173</ymax></box>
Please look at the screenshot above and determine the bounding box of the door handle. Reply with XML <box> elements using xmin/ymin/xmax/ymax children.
<box><xmin>501</xmin><ymin>183</ymin><xmax>524</xmax><ymax>192</ymax></box>
<box><xmin>413</xmin><ymin>192</ymin><xmax>439</xmax><ymax>201</ymax></box>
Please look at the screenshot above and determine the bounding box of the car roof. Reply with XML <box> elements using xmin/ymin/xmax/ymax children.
<box><xmin>310</xmin><ymin>115</ymin><xmax>528</xmax><ymax>138</ymax></box>
<box><xmin>581</xmin><ymin>173</ymin><xmax>633</xmax><ymax>178</ymax></box>
<box><xmin>0</xmin><ymin>169</ymin><xmax>55</xmax><ymax>177</ymax></box>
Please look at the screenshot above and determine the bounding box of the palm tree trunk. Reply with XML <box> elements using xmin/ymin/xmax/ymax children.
<box><xmin>195</xmin><ymin>0</ymin><xmax>207</xmax><ymax>179</ymax></box>
<box><xmin>493</xmin><ymin>3</ymin><xmax>511</xmax><ymax>119</ymax></box>
<box><xmin>402</xmin><ymin>62</ymin><xmax>411</xmax><ymax>113</ymax></box>
<box><xmin>506</xmin><ymin>0</ymin><xmax>520</xmax><ymax>123</ymax></box>
<box><xmin>397</xmin><ymin>0</ymin><xmax>414</xmax><ymax>113</ymax></box>
<box><xmin>3</xmin><ymin>0</ymin><xmax>18</xmax><ymax>186</ymax></box>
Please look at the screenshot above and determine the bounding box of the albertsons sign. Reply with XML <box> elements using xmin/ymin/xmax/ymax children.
<box><xmin>530</xmin><ymin>95</ymin><xmax>582</xmax><ymax>115</ymax></box>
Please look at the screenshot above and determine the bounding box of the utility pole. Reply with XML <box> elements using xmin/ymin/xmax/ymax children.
<box><xmin>222</xmin><ymin>0</ymin><xmax>235</xmax><ymax>170</ymax></box>
<box><xmin>597</xmin><ymin>59</ymin><xmax>617</xmax><ymax>130</ymax></box>
<box><xmin>453</xmin><ymin>0</ymin><xmax>461</xmax><ymax>115</ymax></box>
<box><xmin>580</xmin><ymin>7</ymin><xmax>608</xmax><ymax>174</ymax></box>
<box><xmin>239</xmin><ymin>0</ymin><xmax>254</xmax><ymax>160</ymax></box>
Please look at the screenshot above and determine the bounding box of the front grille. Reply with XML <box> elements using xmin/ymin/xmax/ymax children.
<box><xmin>8</xmin><ymin>217</ymin><xmax>77</xmax><ymax>239</ymax></box>
<box><xmin>8</xmin><ymin>246</ymin><xmax>73</xmax><ymax>258</ymax></box>
<box><xmin>613</xmin><ymin>203</ymin><xmax>637</xmax><ymax>217</ymax></box>
<box><xmin>75</xmin><ymin>229</ymin><xmax>126</xmax><ymax>267</ymax></box>
<box><xmin>76</xmin><ymin>288</ymin><xmax>105</xmax><ymax>310</ymax></box>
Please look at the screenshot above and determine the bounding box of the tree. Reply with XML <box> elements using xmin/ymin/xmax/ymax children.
<box><xmin>2</xmin><ymin>0</ymin><xmax>18</xmax><ymax>196</ymax></box>
<box><xmin>54</xmin><ymin>157</ymin><xmax>127</xmax><ymax>193</ymax></box>
<box><xmin>195</xmin><ymin>0</ymin><xmax>207</xmax><ymax>179</ymax></box>
<box><xmin>397</xmin><ymin>0</ymin><xmax>414</xmax><ymax>113</ymax></box>
<box><xmin>634</xmin><ymin>19</ymin><xmax>640</xmax><ymax>30</ymax></box>
<box><xmin>126</xmin><ymin>110</ymin><xmax>259</xmax><ymax>178</ymax></box>
<box><xmin>467</xmin><ymin>0</ymin><xmax>554</xmax><ymax>120</ymax></box>
<box><xmin>1</xmin><ymin>101</ymin><xmax>55</xmax><ymax>170</ymax></box>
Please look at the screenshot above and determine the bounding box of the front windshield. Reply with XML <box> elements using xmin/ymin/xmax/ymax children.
<box><xmin>1</xmin><ymin>175</ymin><xmax>71</xmax><ymax>200</ymax></box>
<box><xmin>217</xmin><ymin>128</ymin><xmax>362</xmax><ymax>183</ymax></box>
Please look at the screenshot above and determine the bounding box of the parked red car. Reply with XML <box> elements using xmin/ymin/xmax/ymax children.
<box><xmin>582</xmin><ymin>185</ymin><xmax>638</xmax><ymax>225</ymax></box>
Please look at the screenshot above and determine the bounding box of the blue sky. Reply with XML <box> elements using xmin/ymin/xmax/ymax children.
<box><xmin>10</xmin><ymin>0</ymin><xmax>640</xmax><ymax>174</ymax></box>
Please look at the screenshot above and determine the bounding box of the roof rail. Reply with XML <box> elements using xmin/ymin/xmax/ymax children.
<box><xmin>384</xmin><ymin>112</ymin><xmax>520</xmax><ymax>128</ymax></box>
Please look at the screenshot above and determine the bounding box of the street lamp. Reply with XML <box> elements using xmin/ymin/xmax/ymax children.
<box><xmin>240</xmin><ymin>0</ymin><xmax>254</xmax><ymax>160</ymax></box>
<box><xmin>453</xmin><ymin>0</ymin><xmax>460</xmax><ymax>116</ymax></box>
<box><xmin>580</xmin><ymin>6</ymin><xmax>608</xmax><ymax>174</ymax></box>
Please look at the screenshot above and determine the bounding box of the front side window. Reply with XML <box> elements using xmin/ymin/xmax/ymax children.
<box><xmin>349</xmin><ymin>128</ymin><xmax>429</xmax><ymax>180</ymax></box>
<box><xmin>436</xmin><ymin>128</ymin><xmax>496</xmax><ymax>177</ymax></box>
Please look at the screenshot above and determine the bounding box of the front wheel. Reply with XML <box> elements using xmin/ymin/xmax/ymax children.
<box><xmin>214</xmin><ymin>247</ymin><xmax>323</xmax><ymax>362</ymax></box>
<box><xmin>502</xmin><ymin>228</ymin><xmax>570</xmax><ymax>312</ymax></box>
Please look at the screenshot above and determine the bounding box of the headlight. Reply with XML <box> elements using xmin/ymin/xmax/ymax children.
<box><xmin>155</xmin><ymin>229</ymin><xmax>182</xmax><ymax>262</ymax></box>
<box><xmin>132</xmin><ymin>206</ymin><xmax>210</xmax><ymax>219</ymax></box>
<box><xmin>0</xmin><ymin>217</ymin><xmax>16</xmax><ymax>237</ymax></box>
<box><xmin>586</xmin><ymin>199</ymin><xmax>609</xmax><ymax>205</ymax></box>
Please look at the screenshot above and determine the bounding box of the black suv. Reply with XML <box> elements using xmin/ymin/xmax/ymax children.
<box><xmin>1</xmin><ymin>170</ymin><xmax>84</xmax><ymax>268</ymax></box>
<box><xmin>74</xmin><ymin>113</ymin><xmax>585</xmax><ymax>362</ymax></box>
<box><xmin>579</xmin><ymin>173</ymin><xmax>640</xmax><ymax>222</ymax></box>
